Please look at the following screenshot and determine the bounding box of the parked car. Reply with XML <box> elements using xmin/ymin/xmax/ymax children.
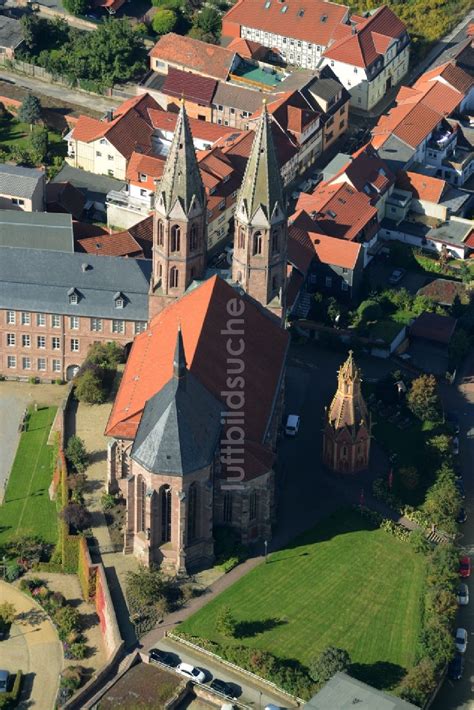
<box><xmin>176</xmin><ymin>663</ymin><xmax>206</xmax><ymax>684</ymax></box>
<box><xmin>388</xmin><ymin>268</ymin><xmax>406</xmax><ymax>285</ymax></box>
<box><xmin>455</xmin><ymin>479</ymin><xmax>465</xmax><ymax>499</ymax></box>
<box><xmin>459</xmin><ymin>556</ymin><xmax>471</xmax><ymax>578</ymax></box>
<box><xmin>0</xmin><ymin>671</ymin><xmax>8</xmax><ymax>694</ymax></box>
<box><xmin>149</xmin><ymin>648</ymin><xmax>177</xmax><ymax>667</ymax></box>
<box><xmin>285</xmin><ymin>414</ymin><xmax>300</xmax><ymax>436</ymax></box>
<box><xmin>457</xmin><ymin>507</ymin><xmax>467</xmax><ymax>524</ymax></box>
<box><xmin>455</xmin><ymin>628</ymin><xmax>468</xmax><ymax>653</ymax></box>
<box><xmin>457</xmin><ymin>583</ymin><xmax>469</xmax><ymax>605</ymax></box>
<box><xmin>210</xmin><ymin>679</ymin><xmax>237</xmax><ymax>698</ymax></box>
<box><xmin>448</xmin><ymin>653</ymin><xmax>465</xmax><ymax>680</ymax></box>
<box><xmin>452</xmin><ymin>436</ymin><xmax>460</xmax><ymax>455</ymax></box>
<box><xmin>445</xmin><ymin>411</ymin><xmax>460</xmax><ymax>434</ymax></box>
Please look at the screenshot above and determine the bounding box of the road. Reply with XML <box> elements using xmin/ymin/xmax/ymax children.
<box><xmin>145</xmin><ymin>637</ymin><xmax>298</xmax><ymax>709</ymax></box>
<box><xmin>0</xmin><ymin>70</ymin><xmax>122</xmax><ymax>114</ymax></box>
<box><xmin>432</xmin><ymin>353</ymin><xmax>474</xmax><ymax>710</ymax></box>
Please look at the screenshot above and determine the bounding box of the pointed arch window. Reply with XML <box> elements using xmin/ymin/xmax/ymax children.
<box><xmin>160</xmin><ymin>485</ymin><xmax>172</xmax><ymax>543</ymax></box>
<box><xmin>171</xmin><ymin>225</ymin><xmax>181</xmax><ymax>252</ymax></box>
<box><xmin>238</xmin><ymin>227</ymin><xmax>245</xmax><ymax>249</ymax></box>
<box><xmin>253</xmin><ymin>231</ymin><xmax>263</xmax><ymax>256</ymax></box>
<box><xmin>190</xmin><ymin>224</ymin><xmax>198</xmax><ymax>251</ymax></box>
<box><xmin>249</xmin><ymin>489</ymin><xmax>257</xmax><ymax>520</ymax></box>
<box><xmin>169</xmin><ymin>266</ymin><xmax>179</xmax><ymax>289</ymax></box>
<box><xmin>157</xmin><ymin>220</ymin><xmax>164</xmax><ymax>247</ymax></box>
<box><xmin>271</xmin><ymin>229</ymin><xmax>279</xmax><ymax>254</ymax></box>
<box><xmin>187</xmin><ymin>482</ymin><xmax>198</xmax><ymax>543</ymax></box>
<box><xmin>136</xmin><ymin>475</ymin><xmax>146</xmax><ymax>533</ymax></box>
<box><xmin>223</xmin><ymin>491</ymin><xmax>233</xmax><ymax>523</ymax></box>
<box><xmin>272</xmin><ymin>275</ymin><xmax>278</xmax><ymax>294</ymax></box>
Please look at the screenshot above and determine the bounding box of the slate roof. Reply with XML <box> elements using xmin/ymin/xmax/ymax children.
<box><xmin>212</xmin><ymin>81</ymin><xmax>264</xmax><ymax>114</ymax></box>
<box><xmin>0</xmin><ymin>16</ymin><xmax>23</xmax><ymax>50</ymax></box>
<box><xmin>306</xmin><ymin>672</ymin><xmax>419</xmax><ymax>710</ymax></box>
<box><xmin>0</xmin><ymin>247</ymin><xmax>151</xmax><ymax>319</ymax></box>
<box><xmin>131</xmin><ymin>330</ymin><xmax>222</xmax><ymax>476</ymax></box>
<box><xmin>0</xmin><ymin>211</ymin><xmax>73</xmax><ymax>252</ymax></box>
<box><xmin>375</xmin><ymin>134</ymin><xmax>416</xmax><ymax>173</ymax></box>
<box><xmin>0</xmin><ymin>164</ymin><xmax>44</xmax><ymax>199</ymax></box>
<box><xmin>45</xmin><ymin>181</ymin><xmax>85</xmax><ymax>220</ymax></box>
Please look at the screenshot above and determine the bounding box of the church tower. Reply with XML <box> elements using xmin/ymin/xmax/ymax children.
<box><xmin>323</xmin><ymin>351</ymin><xmax>371</xmax><ymax>474</ymax></box>
<box><xmin>149</xmin><ymin>102</ymin><xmax>207</xmax><ymax>318</ymax></box>
<box><xmin>232</xmin><ymin>103</ymin><xmax>287</xmax><ymax>322</ymax></box>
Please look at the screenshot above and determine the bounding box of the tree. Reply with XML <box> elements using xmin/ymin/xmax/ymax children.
<box><xmin>193</xmin><ymin>7</ymin><xmax>221</xmax><ymax>40</ymax></box>
<box><xmin>74</xmin><ymin>367</ymin><xmax>107</xmax><ymax>404</ymax></box>
<box><xmin>66</xmin><ymin>436</ymin><xmax>88</xmax><ymax>473</ymax></box>
<box><xmin>0</xmin><ymin>602</ymin><xmax>16</xmax><ymax>626</ymax></box>
<box><xmin>356</xmin><ymin>299</ymin><xmax>382</xmax><ymax>323</ymax></box>
<box><xmin>428</xmin><ymin>434</ymin><xmax>452</xmax><ymax>459</ymax></box>
<box><xmin>216</xmin><ymin>605</ymin><xmax>237</xmax><ymax>638</ymax></box>
<box><xmin>407</xmin><ymin>374</ymin><xmax>441</xmax><ymax>422</ymax></box>
<box><xmin>30</xmin><ymin>127</ymin><xmax>49</xmax><ymax>164</ymax></box>
<box><xmin>420</xmin><ymin>620</ymin><xmax>455</xmax><ymax>669</ymax></box>
<box><xmin>152</xmin><ymin>8</ymin><xmax>178</xmax><ymax>34</ymax></box>
<box><xmin>6</xmin><ymin>534</ymin><xmax>48</xmax><ymax>565</ymax></box>
<box><xmin>400</xmin><ymin>658</ymin><xmax>436</xmax><ymax>705</ymax></box>
<box><xmin>63</xmin><ymin>0</ymin><xmax>89</xmax><ymax>15</ymax></box>
<box><xmin>426</xmin><ymin>588</ymin><xmax>458</xmax><ymax>621</ymax></box>
<box><xmin>126</xmin><ymin>566</ymin><xmax>170</xmax><ymax>614</ymax></box>
<box><xmin>60</xmin><ymin>503</ymin><xmax>91</xmax><ymax>532</ymax></box>
<box><xmin>398</xmin><ymin>466</ymin><xmax>419</xmax><ymax>491</ymax></box>
<box><xmin>449</xmin><ymin>328</ymin><xmax>471</xmax><ymax>367</ymax></box>
<box><xmin>86</xmin><ymin>341</ymin><xmax>124</xmax><ymax>369</ymax></box>
<box><xmin>309</xmin><ymin>646</ymin><xmax>351</xmax><ymax>684</ymax></box>
<box><xmin>423</xmin><ymin>470</ymin><xmax>461</xmax><ymax>533</ymax></box>
<box><xmin>18</xmin><ymin>94</ymin><xmax>41</xmax><ymax>131</ymax></box>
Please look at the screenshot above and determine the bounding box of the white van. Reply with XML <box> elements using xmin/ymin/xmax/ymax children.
<box><xmin>285</xmin><ymin>414</ymin><xmax>300</xmax><ymax>436</ymax></box>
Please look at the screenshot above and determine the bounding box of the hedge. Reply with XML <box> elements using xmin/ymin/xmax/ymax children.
<box><xmin>0</xmin><ymin>671</ymin><xmax>22</xmax><ymax>708</ymax></box>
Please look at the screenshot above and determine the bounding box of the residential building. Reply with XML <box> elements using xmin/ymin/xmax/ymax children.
<box><xmin>408</xmin><ymin>311</ymin><xmax>458</xmax><ymax>374</ymax></box>
<box><xmin>0</xmin><ymin>164</ymin><xmax>45</xmax><ymax>212</ymax></box>
<box><xmin>323</xmin><ymin>351</ymin><xmax>371</xmax><ymax>474</ymax></box>
<box><xmin>0</xmin><ymin>16</ymin><xmax>24</xmax><ymax>60</ymax></box>
<box><xmin>66</xmin><ymin>94</ymin><xmax>159</xmax><ymax>180</ymax></box>
<box><xmin>105</xmin><ymin>275</ymin><xmax>289</xmax><ymax>572</ymax></box>
<box><xmin>222</xmin><ymin>0</ymin><xmax>349</xmax><ymax>70</ymax></box>
<box><xmin>320</xmin><ymin>6</ymin><xmax>410</xmax><ymax>111</ymax></box>
<box><xmin>0</xmin><ymin>249</ymin><xmax>151</xmax><ymax>381</ymax></box>
<box><xmin>45</xmin><ymin>181</ymin><xmax>85</xmax><ymax>221</ymax></box>
<box><xmin>305</xmin><ymin>672</ymin><xmax>419</xmax><ymax>709</ymax></box>
<box><xmin>395</xmin><ymin>171</ymin><xmax>472</xmax><ymax>221</ymax></box>
<box><xmin>414</xmin><ymin>61</ymin><xmax>474</xmax><ymax>113</ymax></box>
<box><xmin>77</xmin><ymin>216</ymin><xmax>153</xmax><ymax>259</ymax></box>
<box><xmin>149</xmin><ymin>33</ymin><xmax>238</xmax><ymax>81</ymax></box>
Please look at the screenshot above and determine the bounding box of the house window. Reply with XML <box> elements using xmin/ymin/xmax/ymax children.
<box><xmin>21</xmin><ymin>312</ymin><xmax>30</xmax><ymax>326</ymax></box>
<box><xmin>22</xmin><ymin>334</ymin><xmax>31</xmax><ymax>348</ymax></box>
<box><xmin>111</xmin><ymin>319</ymin><xmax>125</xmax><ymax>334</ymax></box>
<box><xmin>70</xmin><ymin>339</ymin><xmax>79</xmax><ymax>352</ymax></box>
<box><xmin>325</xmin><ymin>276</ymin><xmax>332</xmax><ymax>288</ymax></box>
<box><xmin>223</xmin><ymin>491</ymin><xmax>233</xmax><ymax>523</ymax></box>
<box><xmin>91</xmin><ymin>317</ymin><xmax>102</xmax><ymax>332</ymax></box>
<box><xmin>22</xmin><ymin>357</ymin><xmax>31</xmax><ymax>370</ymax></box>
<box><xmin>38</xmin><ymin>358</ymin><xmax>46</xmax><ymax>371</ymax></box>
<box><xmin>160</xmin><ymin>485</ymin><xmax>172</xmax><ymax>543</ymax></box>
<box><xmin>136</xmin><ymin>475</ymin><xmax>146</xmax><ymax>533</ymax></box>
<box><xmin>7</xmin><ymin>333</ymin><xmax>15</xmax><ymax>347</ymax></box>
<box><xmin>171</xmin><ymin>225</ymin><xmax>181</xmax><ymax>252</ymax></box>
<box><xmin>52</xmin><ymin>337</ymin><xmax>61</xmax><ymax>350</ymax></box>
<box><xmin>7</xmin><ymin>311</ymin><xmax>15</xmax><ymax>325</ymax></box>
<box><xmin>108</xmin><ymin>155</ymin><xmax>114</xmax><ymax>161</ymax></box>
<box><xmin>11</xmin><ymin>197</ymin><xmax>25</xmax><ymax>206</ymax></box>
<box><xmin>187</xmin><ymin>482</ymin><xmax>198</xmax><ymax>543</ymax></box>
<box><xmin>52</xmin><ymin>315</ymin><xmax>61</xmax><ymax>328</ymax></box>
<box><xmin>96</xmin><ymin>151</ymin><xmax>102</xmax><ymax>157</ymax></box>
<box><xmin>238</xmin><ymin>227</ymin><xmax>245</xmax><ymax>249</ymax></box>
<box><xmin>190</xmin><ymin>224</ymin><xmax>198</xmax><ymax>251</ymax></box>
<box><xmin>36</xmin><ymin>313</ymin><xmax>46</xmax><ymax>327</ymax></box>
<box><xmin>253</xmin><ymin>231</ymin><xmax>263</xmax><ymax>255</ymax></box>
<box><xmin>249</xmin><ymin>490</ymin><xmax>257</xmax><ymax>520</ymax></box>
<box><xmin>272</xmin><ymin>275</ymin><xmax>278</xmax><ymax>293</ymax></box>
<box><xmin>219</xmin><ymin>200</ymin><xmax>225</xmax><ymax>210</ymax></box>
<box><xmin>169</xmin><ymin>266</ymin><xmax>179</xmax><ymax>289</ymax></box>
<box><xmin>7</xmin><ymin>355</ymin><xmax>16</xmax><ymax>368</ymax></box>
<box><xmin>69</xmin><ymin>292</ymin><xmax>78</xmax><ymax>305</ymax></box>
<box><xmin>339</xmin><ymin>120</ymin><xmax>345</xmax><ymax>129</ymax></box>
<box><xmin>52</xmin><ymin>360</ymin><xmax>61</xmax><ymax>373</ymax></box>
<box><xmin>70</xmin><ymin>316</ymin><xmax>79</xmax><ymax>330</ymax></box>
<box><xmin>115</xmin><ymin>297</ymin><xmax>124</xmax><ymax>309</ymax></box>
<box><xmin>37</xmin><ymin>336</ymin><xmax>46</xmax><ymax>349</ymax></box>
<box><xmin>140</xmin><ymin>189</ymin><xmax>147</xmax><ymax>197</ymax></box>
<box><xmin>271</xmin><ymin>229</ymin><xmax>279</xmax><ymax>253</ymax></box>
<box><xmin>341</xmin><ymin>281</ymin><xmax>349</xmax><ymax>291</ymax></box>
<box><xmin>134</xmin><ymin>321</ymin><xmax>147</xmax><ymax>334</ymax></box>
<box><xmin>157</xmin><ymin>220</ymin><xmax>164</xmax><ymax>246</ymax></box>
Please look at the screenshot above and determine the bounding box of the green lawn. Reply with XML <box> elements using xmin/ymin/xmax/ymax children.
<box><xmin>0</xmin><ymin>407</ymin><xmax>58</xmax><ymax>546</ymax></box>
<box><xmin>180</xmin><ymin>510</ymin><xmax>425</xmax><ymax>689</ymax></box>
<box><xmin>0</xmin><ymin>115</ymin><xmax>65</xmax><ymax>161</ymax></box>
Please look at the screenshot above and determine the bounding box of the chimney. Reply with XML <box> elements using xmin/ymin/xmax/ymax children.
<box><xmin>105</xmin><ymin>108</ymin><xmax>114</xmax><ymax>122</ymax></box>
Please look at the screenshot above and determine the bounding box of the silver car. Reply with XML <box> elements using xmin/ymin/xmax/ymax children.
<box><xmin>457</xmin><ymin>583</ymin><xmax>469</xmax><ymax>606</ymax></box>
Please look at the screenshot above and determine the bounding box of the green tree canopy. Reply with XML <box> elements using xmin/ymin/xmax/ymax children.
<box><xmin>407</xmin><ymin>374</ymin><xmax>440</xmax><ymax>422</ymax></box>
<box><xmin>193</xmin><ymin>6</ymin><xmax>221</xmax><ymax>40</ymax></box>
<box><xmin>216</xmin><ymin>605</ymin><xmax>237</xmax><ymax>637</ymax></box>
<box><xmin>63</xmin><ymin>0</ymin><xmax>90</xmax><ymax>16</ymax></box>
<box><xmin>309</xmin><ymin>646</ymin><xmax>351</xmax><ymax>684</ymax></box>
<box><xmin>30</xmin><ymin>127</ymin><xmax>49</xmax><ymax>163</ymax></box>
<box><xmin>65</xmin><ymin>435</ymin><xmax>88</xmax><ymax>473</ymax></box>
<box><xmin>18</xmin><ymin>94</ymin><xmax>41</xmax><ymax>130</ymax></box>
<box><xmin>152</xmin><ymin>8</ymin><xmax>178</xmax><ymax>35</ymax></box>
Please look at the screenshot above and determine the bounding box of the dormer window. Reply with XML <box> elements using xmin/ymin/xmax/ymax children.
<box><xmin>114</xmin><ymin>292</ymin><xmax>125</xmax><ymax>309</ymax></box>
<box><xmin>68</xmin><ymin>288</ymin><xmax>79</xmax><ymax>305</ymax></box>
<box><xmin>139</xmin><ymin>173</ymin><xmax>147</xmax><ymax>182</ymax></box>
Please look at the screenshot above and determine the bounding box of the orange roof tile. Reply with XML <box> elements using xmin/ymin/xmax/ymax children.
<box><xmin>149</xmin><ymin>33</ymin><xmax>235</xmax><ymax>81</ymax></box>
<box><xmin>148</xmin><ymin>108</ymin><xmax>236</xmax><ymax>144</ymax></box>
<box><xmin>415</xmin><ymin>61</ymin><xmax>474</xmax><ymax>96</ymax></box>
<box><xmin>396</xmin><ymin>171</ymin><xmax>446</xmax><ymax>203</ymax></box>
<box><xmin>126</xmin><ymin>152</ymin><xmax>165</xmax><ymax>191</ymax></box>
<box><xmin>288</xmin><ymin>211</ymin><xmax>361</xmax><ymax>271</ymax></box>
<box><xmin>106</xmin><ymin>276</ymin><xmax>289</xmax><ymax>449</ymax></box>
<box><xmin>77</xmin><ymin>231</ymin><xmax>144</xmax><ymax>258</ymax></box>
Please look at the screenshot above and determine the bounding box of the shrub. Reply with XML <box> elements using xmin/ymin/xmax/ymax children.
<box><xmin>0</xmin><ymin>602</ymin><xmax>16</xmax><ymax>626</ymax></box>
<box><xmin>407</xmin><ymin>375</ymin><xmax>441</xmax><ymax>422</ymax></box>
<box><xmin>60</xmin><ymin>666</ymin><xmax>83</xmax><ymax>691</ymax></box>
<box><xmin>215</xmin><ymin>605</ymin><xmax>237</xmax><ymax>637</ymax></box>
<box><xmin>356</xmin><ymin>299</ymin><xmax>382</xmax><ymax>323</ymax></box>
<box><xmin>54</xmin><ymin>605</ymin><xmax>81</xmax><ymax>639</ymax></box>
<box><xmin>74</xmin><ymin>367</ymin><xmax>107</xmax><ymax>404</ymax></box>
<box><xmin>5</xmin><ymin>563</ymin><xmax>21</xmax><ymax>582</ymax></box>
<box><xmin>60</xmin><ymin>503</ymin><xmax>91</xmax><ymax>532</ymax></box>
<box><xmin>400</xmin><ymin>658</ymin><xmax>436</xmax><ymax>705</ymax></box>
<box><xmin>420</xmin><ymin>620</ymin><xmax>455</xmax><ymax>670</ymax></box>
<box><xmin>69</xmin><ymin>641</ymin><xmax>88</xmax><ymax>659</ymax></box>
<box><xmin>152</xmin><ymin>8</ymin><xmax>177</xmax><ymax>34</ymax></box>
<box><xmin>101</xmin><ymin>492</ymin><xmax>117</xmax><ymax>510</ymax></box>
<box><xmin>309</xmin><ymin>646</ymin><xmax>351</xmax><ymax>685</ymax></box>
<box><xmin>65</xmin><ymin>436</ymin><xmax>88</xmax><ymax>473</ymax></box>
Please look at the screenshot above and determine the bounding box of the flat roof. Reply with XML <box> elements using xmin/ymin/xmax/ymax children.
<box><xmin>305</xmin><ymin>672</ymin><xmax>420</xmax><ymax>710</ymax></box>
<box><xmin>0</xmin><ymin>211</ymin><xmax>73</xmax><ymax>252</ymax></box>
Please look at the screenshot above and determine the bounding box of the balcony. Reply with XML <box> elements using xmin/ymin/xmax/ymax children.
<box><xmin>106</xmin><ymin>189</ymin><xmax>154</xmax><ymax>215</ymax></box>
<box><xmin>428</xmin><ymin>126</ymin><xmax>456</xmax><ymax>153</ymax></box>
<box><xmin>442</xmin><ymin>147</ymin><xmax>474</xmax><ymax>172</ymax></box>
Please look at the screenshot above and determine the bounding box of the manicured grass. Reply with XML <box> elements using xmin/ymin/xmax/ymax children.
<box><xmin>0</xmin><ymin>407</ymin><xmax>58</xmax><ymax>546</ymax></box>
<box><xmin>0</xmin><ymin>115</ymin><xmax>65</xmax><ymax>159</ymax></box>
<box><xmin>180</xmin><ymin>510</ymin><xmax>425</xmax><ymax>690</ymax></box>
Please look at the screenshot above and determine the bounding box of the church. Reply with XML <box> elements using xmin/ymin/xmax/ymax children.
<box><xmin>105</xmin><ymin>101</ymin><xmax>290</xmax><ymax>573</ymax></box>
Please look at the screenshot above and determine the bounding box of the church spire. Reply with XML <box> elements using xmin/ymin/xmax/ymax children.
<box><xmin>156</xmin><ymin>102</ymin><xmax>205</xmax><ymax>218</ymax></box>
<box><xmin>236</xmin><ymin>102</ymin><xmax>285</xmax><ymax>226</ymax></box>
<box><xmin>173</xmin><ymin>325</ymin><xmax>187</xmax><ymax>379</ymax></box>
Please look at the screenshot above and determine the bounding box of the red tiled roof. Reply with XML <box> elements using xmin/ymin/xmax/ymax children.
<box><xmin>415</xmin><ymin>61</ymin><xmax>474</xmax><ymax>96</ymax></box>
<box><xmin>413</xmin><ymin>81</ymin><xmax>463</xmax><ymax>116</ymax></box>
<box><xmin>417</xmin><ymin>278</ymin><xmax>469</xmax><ymax>306</ymax></box>
<box><xmin>323</xmin><ymin>6</ymin><xmax>406</xmax><ymax>68</ymax></box>
<box><xmin>410</xmin><ymin>311</ymin><xmax>457</xmax><ymax>344</ymax></box>
<box><xmin>77</xmin><ymin>231</ymin><xmax>144</xmax><ymax>258</ymax></box>
<box><xmin>395</xmin><ymin>171</ymin><xmax>446</xmax><ymax>203</ymax></box>
<box><xmin>227</xmin><ymin>37</ymin><xmax>268</xmax><ymax>60</ymax></box>
<box><xmin>148</xmin><ymin>108</ymin><xmax>236</xmax><ymax>144</ymax></box>
<box><xmin>106</xmin><ymin>276</ymin><xmax>289</xmax><ymax>454</ymax></box>
<box><xmin>93</xmin><ymin>0</ymin><xmax>126</xmax><ymax>9</ymax></box>
<box><xmin>288</xmin><ymin>210</ymin><xmax>361</xmax><ymax>271</ymax></box>
<box><xmin>161</xmin><ymin>67</ymin><xmax>217</xmax><ymax>107</ymax></box>
<box><xmin>149</xmin><ymin>33</ymin><xmax>235</xmax><ymax>81</ymax></box>
<box><xmin>222</xmin><ymin>0</ymin><xmax>348</xmax><ymax>47</ymax></box>
<box><xmin>329</xmin><ymin>143</ymin><xmax>394</xmax><ymax>197</ymax></box>
<box><xmin>372</xmin><ymin>101</ymin><xmax>443</xmax><ymax>150</ymax></box>
<box><xmin>126</xmin><ymin>152</ymin><xmax>165</xmax><ymax>191</ymax></box>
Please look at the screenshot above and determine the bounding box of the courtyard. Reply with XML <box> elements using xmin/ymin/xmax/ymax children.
<box><xmin>179</xmin><ymin>509</ymin><xmax>426</xmax><ymax>692</ymax></box>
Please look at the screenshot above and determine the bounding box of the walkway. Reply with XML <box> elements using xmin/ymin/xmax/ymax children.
<box><xmin>0</xmin><ymin>580</ymin><xmax>63</xmax><ymax>709</ymax></box>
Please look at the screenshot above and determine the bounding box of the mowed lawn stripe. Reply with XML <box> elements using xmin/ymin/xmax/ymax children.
<box><xmin>180</xmin><ymin>511</ymin><xmax>425</xmax><ymax>688</ymax></box>
<box><xmin>0</xmin><ymin>407</ymin><xmax>58</xmax><ymax>545</ymax></box>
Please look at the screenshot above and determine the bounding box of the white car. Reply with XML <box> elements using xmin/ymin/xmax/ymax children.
<box><xmin>457</xmin><ymin>583</ymin><xmax>469</xmax><ymax>606</ymax></box>
<box><xmin>176</xmin><ymin>662</ymin><xmax>206</xmax><ymax>684</ymax></box>
<box><xmin>285</xmin><ymin>414</ymin><xmax>300</xmax><ymax>437</ymax></box>
<box><xmin>455</xmin><ymin>627</ymin><xmax>468</xmax><ymax>653</ymax></box>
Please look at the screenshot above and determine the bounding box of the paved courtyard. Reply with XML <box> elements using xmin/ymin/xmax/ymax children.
<box><xmin>0</xmin><ymin>381</ymin><xmax>67</xmax><ymax>501</ymax></box>
<box><xmin>0</xmin><ymin>580</ymin><xmax>63</xmax><ymax>709</ymax></box>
